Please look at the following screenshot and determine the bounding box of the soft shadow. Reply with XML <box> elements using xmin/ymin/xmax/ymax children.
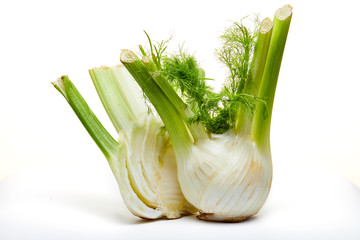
<box><xmin>128</xmin><ymin>216</ymin><xmax>174</xmax><ymax>225</ymax></box>
<box><xmin>56</xmin><ymin>193</ymin><xmax>188</xmax><ymax>225</ymax></box>
<box><xmin>56</xmin><ymin>192</ymin><xmax>262</xmax><ymax>225</ymax></box>
<box><xmin>187</xmin><ymin>214</ymin><xmax>260</xmax><ymax>225</ymax></box>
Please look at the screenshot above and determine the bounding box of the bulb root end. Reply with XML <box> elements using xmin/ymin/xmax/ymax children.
<box><xmin>196</xmin><ymin>211</ymin><xmax>254</xmax><ymax>222</ymax></box>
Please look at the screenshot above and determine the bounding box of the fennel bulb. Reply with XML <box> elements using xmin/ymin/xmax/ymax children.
<box><xmin>53</xmin><ymin>5</ymin><xmax>292</xmax><ymax>222</ymax></box>
<box><xmin>172</xmin><ymin>131</ymin><xmax>272</xmax><ymax>222</ymax></box>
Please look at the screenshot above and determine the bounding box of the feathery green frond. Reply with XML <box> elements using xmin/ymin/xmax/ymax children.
<box><xmin>216</xmin><ymin>17</ymin><xmax>260</xmax><ymax>95</ymax></box>
<box><xmin>138</xmin><ymin>19</ymin><xmax>264</xmax><ymax>134</ymax></box>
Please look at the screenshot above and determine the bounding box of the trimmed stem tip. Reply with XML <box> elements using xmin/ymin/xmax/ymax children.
<box><xmin>121</xmin><ymin>50</ymin><xmax>138</xmax><ymax>63</ymax></box>
<box><xmin>276</xmin><ymin>5</ymin><xmax>293</xmax><ymax>20</ymax></box>
<box><xmin>260</xmin><ymin>18</ymin><xmax>273</xmax><ymax>34</ymax></box>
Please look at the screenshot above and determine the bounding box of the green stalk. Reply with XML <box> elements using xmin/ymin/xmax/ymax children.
<box><xmin>150</xmin><ymin>71</ymin><xmax>208</xmax><ymax>140</ymax></box>
<box><xmin>120</xmin><ymin>50</ymin><xmax>194</xmax><ymax>152</ymax></box>
<box><xmin>142</xmin><ymin>55</ymin><xmax>158</xmax><ymax>72</ymax></box>
<box><xmin>139</xmin><ymin>45</ymin><xmax>147</xmax><ymax>56</ymax></box>
<box><xmin>89</xmin><ymin>65</ymin><xmax>147</xmax><ymax>134</ymax></box>
<box><xmin>247</xmin><ymin>18</ymin><xmax>274</xmax><ymax>96</ymax></box>
<box><xmin>150</xmin><ymin>70</ymin><xmax>209</xmax><ymax>141</ymax></box>
<box><xmin>52</xmin><ymin>76</ymin><xmax>119</xmax><ymax>160</ymax></box>
<box><xmin>141</xmin><ymin>56</ymin><xmax>188</xmax><ymax>119</ymax></box>
<box><xmin>234</xmin><ymin>18</ymin><xmax>273</xmax><ymax>135</ymax></box>
<box><xmin>146</xmin><ymin>56</ymin><xmax>209</xmax><ymax>141</ymax></box>
<box><xmin>252</xmin><ymin>5</ymin><xmax>292</xmax><ymax>148</ymax></box>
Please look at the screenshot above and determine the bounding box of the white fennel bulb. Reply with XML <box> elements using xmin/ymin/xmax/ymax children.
<box><xmin>120</xmin><ymin>5</ymin><xmax>292</xmax><ymax>221</ymax></box>
<box><xmin>53</xmin><ymin>4</ymin><xmax>292</xmax><ymax>222</ymax></box>
<box><xmin>176</xmin><ymin>131</ymin><xmax>272</xmax><ymax>221</ymax></box>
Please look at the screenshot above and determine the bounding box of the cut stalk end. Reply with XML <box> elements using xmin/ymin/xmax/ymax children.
<box><xmin>142</xmin><ymin>55</ymin><xmax>151</xmax><ymax>64</ymax></box>
<box><xmin>52</xmin><ymin>76</ymin><xmax>67</xmax><ymax>99</ymax></box>
<box><xmin>121</xmin><ymin>50</ymin><xmax>138</xmax><ymax>63</ymax></box>
<box><xmin>260</xmin><ymin>18</ymin><xmax>273</xmax><ymax>34</ymax></box>
<box><xmin>276</xmin><ymin>5</ymin><xmax>293</xmax><ymax>20</ymax></box>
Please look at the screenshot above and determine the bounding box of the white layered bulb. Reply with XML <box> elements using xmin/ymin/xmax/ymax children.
<box><xmin>176</xmin><ymin>131</ymin><xmax>272</xmax><ymax>221</ymax></box>
<box><xmin>110</xmin><ymin>114</ymin><xmax>195</xmax><ymax>219</ymax></box>
<box><xmin>89</xmin><ymin>66</ymin><xmax>196</xmax><ymax>219</ymax></box>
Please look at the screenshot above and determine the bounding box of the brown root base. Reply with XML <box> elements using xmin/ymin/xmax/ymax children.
<box><xmin>196</xmin><ymin>212</ymin><xmax>252</xmax><ymax>223</ymax></box>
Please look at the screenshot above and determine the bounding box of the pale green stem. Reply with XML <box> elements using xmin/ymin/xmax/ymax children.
<box><xmin>252</xmin><ymin>5</ymin><xmax>292</xmax><ymax>148</ymax></box>
<box><xmin>89</xmin><ymin>65</ymin><xmax>148</xmax><ymax>135</ymax></box>
<box><xmin>247</xmin><ymin>18</ymin><xmax>274</xmax><ymax>96</ymax></box>
<box><xmin>120</xmin><ymin>50</ymin><xmax>194</xmax><ymax>153</ymax></box>
<box><xmin>142</xmin><ymin>55</ymin><xmax>209</xmax><ymax>141</ymax></box>
<box><xmin>235</xmin><ymin>18</ymin><xmax>273</xmax><ymax>135</ymax></box>
<box><xmin>52</xmin><ymin>76</ymin><xmax>119</xmax><ymax>160</ymax></box>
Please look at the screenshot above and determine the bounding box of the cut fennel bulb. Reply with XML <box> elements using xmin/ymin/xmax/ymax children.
<box><xmin>53</xmin><ymin>5</ymin><xmax>292</xmax><ymax>222</ymax></box>
<box><xmin>115</xmin><ymin>114</ymin><xmax>195</xmax><ymax>219</ymax></box>
<box><xmin>53</xmin><ymin>67</ymin><xmax>195</xmax><ymax>219</ymax></box>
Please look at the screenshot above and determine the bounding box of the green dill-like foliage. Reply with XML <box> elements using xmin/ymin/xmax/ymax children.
<box><xmin>213</xmin><ymin>17</ymin><xmax>264</xmax><ymax>126</ymax></box>
<box><xmin>140</xmin><ymin>21</ymin><xmax>264</xmax><ymax>134</ymax></box>
<box><xmin>162</xmin><ymin>51</ymin><xmax>232</xmax><ymax>134</ymax></box>
<box><xmin>142</xmin><ymin>31</ymin><xmax>172</xmax><ymax>70</ymax></box>
<box><xmin>216</xmin><ymin>17</ymin><xmax>260</xmax><ymax>95</ymax></box>
<box><xmin>162</xmin><ymin>50</ymin><xmax>208</xmax><ymax>107</ymax></box>
<box><xmin>204</xmin><ymin>109</ymin><xmax>230</xmax><ymax>134</ymax></box>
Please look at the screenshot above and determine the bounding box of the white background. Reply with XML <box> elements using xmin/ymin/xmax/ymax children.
<box><xmin>0</xmin><ymin>0</ymin><xmax>359</xmax><ymax>189</ymax></box>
